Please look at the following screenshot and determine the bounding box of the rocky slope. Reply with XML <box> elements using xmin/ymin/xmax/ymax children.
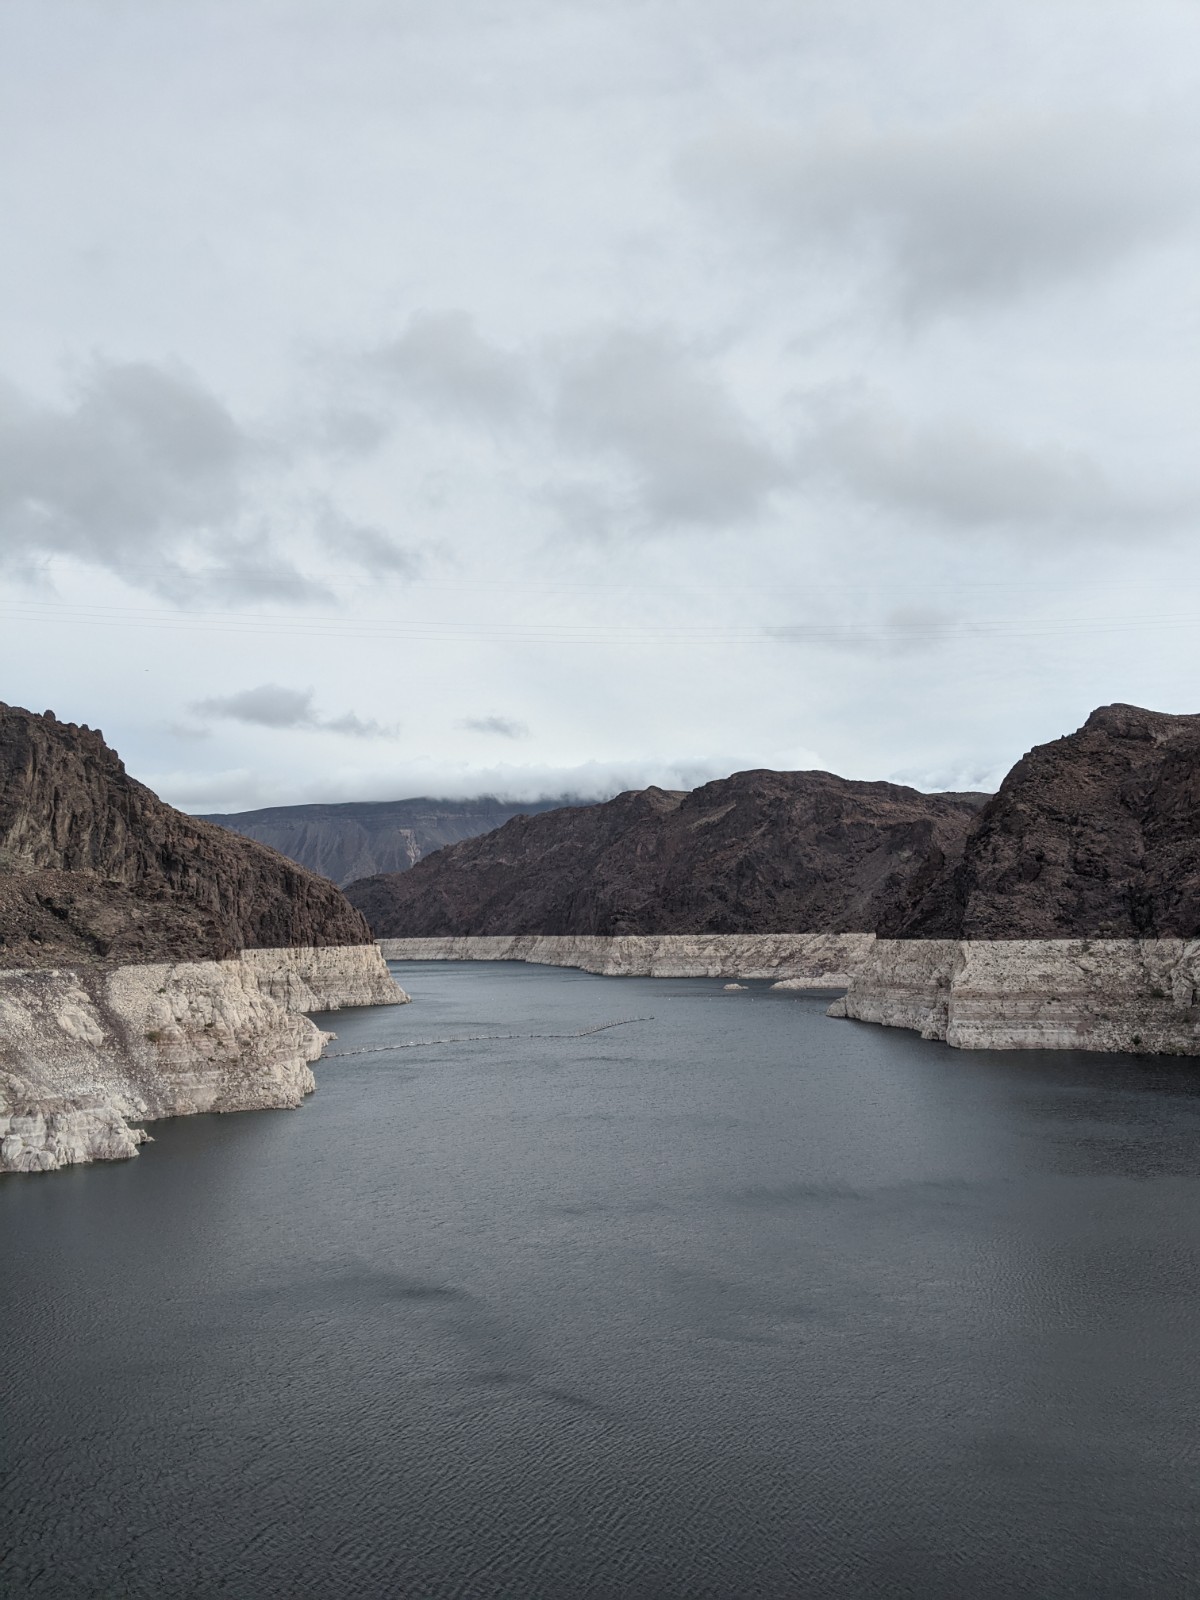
<box><xmin>200</xmin><ymin>796</ymin><xmax>571</xmax><ymax>886</ymax></box>
<box><xmin>0</xmin><ymin>703</ymin><xmax>406</xmax><ymax>1173</ymax></box>
<box><xmin>882</xmin><ymin>704</ymin><xmax>1200</xmax><ymax>939</ymax></box>
<box><xmin>347</xmin><ymin>771</ymin><xmax>989</xmax><ymax>937</ymax></box>
<box><xmin>0</xmin><ymin>703</ymin><xmax>373</xmax><ymax>967</ymax></box>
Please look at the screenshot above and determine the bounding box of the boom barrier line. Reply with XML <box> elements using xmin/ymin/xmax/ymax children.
<box><xmin>322</xmin><ymin>1015</ymin><xmax>655</xmax><ymax>1058</ymax></box>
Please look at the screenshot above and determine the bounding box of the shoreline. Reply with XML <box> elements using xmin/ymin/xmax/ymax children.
<box><xmin>380</xmin><ymin>934</ymin><xmax>1200</xmax><ymax>1056</ymax></box>
<box><xmin>0</xmin><ymin>945</ymin><xmax>408</xmax><ymax>1175</ymax></box>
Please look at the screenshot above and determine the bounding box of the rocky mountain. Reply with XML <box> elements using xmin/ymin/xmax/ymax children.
<box><xmin>345</xmin><ymin>770</ymin><xmax>990</xmax><ymax>937</ymax></box>
<box><xmin>0</xmin><ymin>703</ymin><xmax>373</xmax><ymax>967</ymax></box>
<box><xmin>199</xmin><ymin>796</ymin><xmax>572</xmax><ymax>886</ymax></box>
<box><xmin>883</xmin><ymin>703</ymin><xmax>1200</xmax><ymax>939</ymax></box>
<box><xmin>348</xmin><ymin>704</ymin><xmax>1200</xmax><ymax>945</ymax></box>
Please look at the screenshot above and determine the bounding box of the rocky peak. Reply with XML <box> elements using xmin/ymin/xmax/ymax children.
<box><xmin>885</xmin><ymin>704</ymin><xmax>1200</xmax><ymax>939</ymax></box>
<box><xmin>0</xmin><ymin>702</ymin><xmax>373</xmax><ymax>967</ymax></box>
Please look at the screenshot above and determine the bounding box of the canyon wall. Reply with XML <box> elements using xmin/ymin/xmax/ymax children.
<box><xmin>239</xmin><ymin>942</ymin><xmax>400</xmax><ymax>1010</ymax></box>
<box><xmin>0</xmin><ymin>946</ymin><xmax>408</xmax><ymax>1175</ymax></box>
<box><xmin>381</xmin><ymin>933</ymin><xmax>1200</xmax><ymax>1055</ymax></box>
<box><xmin>0</xmin><ymin>707</ymin><xmax>414</xmax><ymax>1176</ymax></box>
<box><xmin>829</xmin><ymin>938</ymin><xmax>1200</xmax><ymax>1053</ymax></box>
<box><xmin>378</xmin><ymin>932</ymin><xmax>873</xmax><ymax>982</ymax></box>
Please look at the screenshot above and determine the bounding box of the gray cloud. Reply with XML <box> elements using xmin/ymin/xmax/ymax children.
<box><xmin>0</xmin><ymin>359</ymin><xmax>251</xmax><ymax>577</ymax></box>
<box><xmin>799</xmin><ymin>390</ymin><xmax>1187</xmax><ymax>533</ymax></box>
<box><xmin>191</xmin><ymin>683</ymin><xmax>395</xmax><ymax>738</ymax></box>
<box><xmin>554</xmin><ymin>328</ymin><xmax>787</xmax><ymax>525</ymax></box>
<box><xmin>313</xmin><ymin>500</ymin><xmax>422</xmax><ymax>577</ymax></box>
<box><xmin>372</xmin><ymin>311</ymin><xmax>530</xmax><ymax>422</ymax></box>
<box><xmin>459</xmin><ymin>714</ymin><xmax>531</xmax><ymax>739</ymax></box>
<box><xmin>0</xmin><ymin>360</ymin><xmax>421</xmax><ymax>602</ymax></box>
<box><xmin>361</xmin><ymin>316</ymin><xmax>790</xmax><ymax>534</ymax></box>
<box><xmin>680</xmin><ymin>110</ymin><xmax>1195</xmax><ymax>314</ymax></box>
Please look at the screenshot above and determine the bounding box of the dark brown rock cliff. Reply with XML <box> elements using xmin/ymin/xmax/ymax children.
<box><xmin>344</xmin><ymin>770</ymin><xmax>989</xmax><ymax>937</ymax></box>
<box><xmin>0</xmin><ymin>703</ymin><xmax>373</xmax><ymax>967</ymax></box>
<box><xmin>883</xmin><ymin>703</ymin><xmax>1200</xmax><ymax>938</ymax></box>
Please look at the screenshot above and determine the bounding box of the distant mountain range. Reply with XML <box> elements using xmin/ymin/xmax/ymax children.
<box><xmin>198</xmin><ymin>797</ymin><xmax>574</xmax><ymax>887</ymax></box>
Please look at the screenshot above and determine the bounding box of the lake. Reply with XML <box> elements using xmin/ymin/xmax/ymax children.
<box><xmin>3</xmin><ymin>960</ymin><xmax>1200</xmax><ymax>1597</ymax></box>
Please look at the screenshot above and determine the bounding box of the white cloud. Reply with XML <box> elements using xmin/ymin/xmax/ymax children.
<box><xmin>159</xmin><ymin>752</ymin><xmax>785</xmax><ymax>815</ymax></box>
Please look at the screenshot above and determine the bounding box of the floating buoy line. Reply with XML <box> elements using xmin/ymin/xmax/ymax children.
<box><xmin>322</xmin><ymin>1016</ymin><xmax>655</xmax><ymax>1059</ymax></box>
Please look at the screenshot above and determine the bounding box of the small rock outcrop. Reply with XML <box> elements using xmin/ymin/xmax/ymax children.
<box><xmin>347</xmin><ymin>772</ymin><xmax>988</xmax><ymax>937</ymax></box>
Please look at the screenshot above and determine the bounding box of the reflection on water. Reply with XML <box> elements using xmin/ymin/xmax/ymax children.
<box><xmin>3</xmin><ymin>962</ymin><xmax>1200</xmax><ymax>1598</ymax></box>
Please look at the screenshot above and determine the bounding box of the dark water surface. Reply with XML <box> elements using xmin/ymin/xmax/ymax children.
<box><xmin>4</xmin><ymin>961</ymin><xmax>1200</xmax><ymax>1598</ymax></box>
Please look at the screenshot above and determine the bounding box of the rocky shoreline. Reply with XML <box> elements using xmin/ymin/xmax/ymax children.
<box><xmin>830</xmin><ymin>938</ymin><xmax>1200</xmax><ymax>1054</ymax></box>
<box><xmin>381</xmin><ymin>934</ymin><xmax>1200</xmax><ymax>1055</ymax></box>
<box><xmin>377</xmin><ymin>933</ymin><xmax>871</xmax><ymax>983</ymax></box>
<box><xmin>0</xmin><ymin>945</ymin><xmax>406</xmax><ymax>1174</ymax></box>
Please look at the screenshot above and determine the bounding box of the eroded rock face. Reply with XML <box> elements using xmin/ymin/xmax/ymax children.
<box><xmin>0</xmin><ymin>703</ymin><xmax>373</xmax><ymax>967</ymax></box>
<box><xmin>884</xmin><ymin>704</ymin><xmax>1200</xmax><ymax>939</ymax></box>
<box><xmin>350</xmin><ymin>774</ymin><xmax>988</xmax><ymax>937</ymax></box>
<box><xmin>830</xmin><ymin>938</ymin><xmax>1200</xmax><ymax>1053</ymax></box>
<box><xmin>0</xmin><ymin>706</ymin><xmax>410</xmax><ymax>1174</ymax></box>
<box><xmin>0</xmin><ymin>947</ymin><xmax>409</xmax><ymax>1174</ymax></box>
<box><xmin>377</xmin><ymin>932</ymin><xmax>873</xmax><ymax>982</ymax></box>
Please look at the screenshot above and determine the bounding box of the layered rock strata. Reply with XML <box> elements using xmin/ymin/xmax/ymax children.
<box><xmin>0</xmin><ymin>705</ymin><xmax>411</xmax><ymax>1173</ymax></box>
<box><xmin>0</xmin><ymin>946</ymin><xmax>409</xmax><ymax>1174</ymax></box>
<box><xmin>377</xmin><ymin>933</ymin><xmax>872</xmax><ymax>983</ymax></box>
<box><xmin>829</xmin><ymin>938</ymin><xmax>1200</xmax><ymax>1054</ymax></box>
<box><xmin>238</xmin><ymin>943</ymin><xmax>400</xmax><ymax>1010</ymax></box>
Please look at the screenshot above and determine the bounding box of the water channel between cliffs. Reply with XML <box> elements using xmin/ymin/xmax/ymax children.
<box><xmin>4</xmin><ymin>959</ymin><xmax>1200</xmax><ymax>1598</ymax></box>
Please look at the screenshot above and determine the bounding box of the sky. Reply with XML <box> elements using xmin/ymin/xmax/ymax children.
<box><xmin>2</xmin><ymin>0</ymin><xmax>1198</xmax><ymax>813</ymax></box>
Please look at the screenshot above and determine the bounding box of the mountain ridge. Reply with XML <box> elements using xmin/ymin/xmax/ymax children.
<box><xmin>344</xmin><ymin>768</ymin><xmax>990</xmax><ymax>937</ymax></box>
<box><xmin>345</xmin><ymin>704</ymin><xmax>1200</xmax><ymax>942</ymax></box>
<box><xmin>199</xmin><ymin>796</ymin><xmax>576</xmax><ymax>886</ymax></box>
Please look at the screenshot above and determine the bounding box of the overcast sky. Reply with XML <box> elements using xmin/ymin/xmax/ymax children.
<box><xmin>2</xmin><ymin>0</ymin><xmax>1198</xmax><ymax>812</ymax></box>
